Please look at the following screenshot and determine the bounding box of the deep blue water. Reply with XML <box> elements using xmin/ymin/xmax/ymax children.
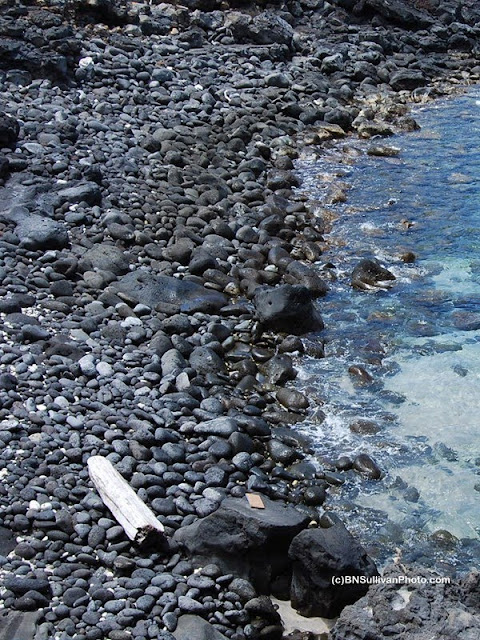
<box><xmin>297</xmin><ymin>89</ymin><xmax>480</xmax><ymax>572</ymax></box>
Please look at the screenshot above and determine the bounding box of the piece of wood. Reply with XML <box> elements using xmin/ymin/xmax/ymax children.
<box><xmin>246</xmin><ymin>493</ymin><xmax>265</xmax><ymax>509</ymax></box>
<box><xmin>87</xmin><ymin>456</ymin><xmax>165</xmax><ymax>547</ymax></box>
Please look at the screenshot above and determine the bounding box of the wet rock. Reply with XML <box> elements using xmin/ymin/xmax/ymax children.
<box><xmin>367</xmin><ymin>145</ymin><xmax>400</xmax><ymax>157</ymax></box>
<box><xmin>451</xmin><ymin>311</ymin><xmax>480</xmax><ymax>331</ymax></box>
<box><xmin>289</xmin><ymin>521</ymin><xmax>379</xmax><ymax>617</ymax></box>
<box><xmin>266</xmin><ymin>438</ymin><xmax>299</xmax><ymax>466</ymax></box>
<box><xmin>353</xmin><ymin>453</ymin><xmax>382</xmax><ymax>479</ymax></box>
<box><xmin>303</xmin><ymin>485</ymin><xmax>326</xmax><ymax>506</ymax></box>
<box><xmin>348</xmin><ymin>366</ymin><xmax>374</xmax><ymax>385</ymax></box>
<box><xmin>349</xmin><ymin>419</ymin><xmax>381</xmax><ymax>435</ymax></box>
<box><xmin>276</xmin><ymin>388</ymin><xmax>309</xmax><ymax>411</ymax></box>
<box><xmin>254</xmin><ymin>285</ymin><xmax>324</xmax><ymax>335</ymax></box>
<box><xmin>351</xmin><ymin>259</ymin><xmax>395</xmax><ymax>290</ymax></box>
<box><xmin>264</xmin><ymin>355</ymin><xmax>296</xmax><ymax>385</ymax></box>
<box><xmin>174</xmin><ymin>496</ymin><xmax>309</xmax><ymax>594</ymax></box>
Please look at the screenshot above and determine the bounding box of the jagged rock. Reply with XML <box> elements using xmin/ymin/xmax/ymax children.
<box><xmin>390</xmin><ymin>69</ymin><xmax>427</xmax><ymax>91</ymax></box>
<box><xmin>224</xmin><ymin>11</ymin><xmax>294</xmax><ymax>47</ymax></box>
<box><xmin>254</xmin><ymin>285</ymin><xmax>324</xmax><ymax>335</ymax></box>
<box><xmin>289</xmin><ymin>520</ymin><xmax>379</xmax><ymax>617</ymax></box>
<box><xmin>174</xmin><ymin>496</ymin><xmax>310</xmax><ymax>595</ymax></box>
<box><xmin>330</xmin><ymin>565</ymin><xmax>480</xmax><ymax>640</ymax></box>
<box><xmin>362</xmin><ymin>0</ymin><xmax>434</xmax><ymax>29</ymax></box>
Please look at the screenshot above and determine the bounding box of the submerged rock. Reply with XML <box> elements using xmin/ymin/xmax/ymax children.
<box><xmin>351</xmin><ymin>258</ymin><xmax>395</xmax><ymax>290</ymax></box>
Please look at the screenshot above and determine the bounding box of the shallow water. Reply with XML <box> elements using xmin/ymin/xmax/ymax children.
<box><xmin>297</xmin><ymin>88</ymin><xmax>480</xmax><ymax>572</ymax></box>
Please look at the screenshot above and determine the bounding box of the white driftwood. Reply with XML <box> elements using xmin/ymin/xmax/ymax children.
<box><xmin>87</xmin><ymin>455</ymin><xmax>165</xmax><ymax>547</ymax></box>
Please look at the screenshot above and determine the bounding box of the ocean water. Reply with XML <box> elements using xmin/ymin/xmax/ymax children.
<box><xmin>297</xmin><ymin>88</ymin><xmax>480</xmax><ymax>571</ymax></box>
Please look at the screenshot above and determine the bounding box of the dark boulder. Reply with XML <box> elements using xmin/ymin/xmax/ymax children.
<box><xmin>0</xmin><ymin>38</ymin><xmax>69</xmax><ymax>81</ymax></box>
<box><xmin>112</xmin><ymin>271</ymin><xmax>228</xmax><ymax>313</ymax></box>
<box><xmin>264</xmin><ymin>354</ymin><xmax>296</xmax><ymax>385</ymax></box>
<box><xmin>15</xmin><ymin>215</ymin><xmax>69</xmax><ymax>250</ymax></box>
<box><xmin>0</xmin><ymin>112</ymin><xmax>20</xmax><ymax>148</ymax></box>
<box><xmin>289</xmin><ymin>520</ymin><xmax>379</xmax><ymax>617</ymax></box>
<box><xmin>189</xmin><ymin>346</ymin><xmax>226</xmax><ymax>375</ymax></box>
<box><xmin>254</xmin><ymin>285</ymin><xmax>324</xmax><ymax>335</ymax></box>
<box><xmin>224</xmin><ymin>11</ymin><xmax>294</xmax><ymax>47</ymax></box>
<box><xmin>361</xmin><ymin>0</ymin><xmax>434</xmax><ymax>29</ymax></box>
<box><xmin>389</xmin><ymin>69</ymin><xmax>427</xmax><ymax>92</ymax></box>
<box><xmin>285</xmin><ymin>261</ymin><xmax>329</xmax><ymax>298</ymax></box>
<box><xmin>351</xmin><ymin>259</ymin><xmax>395</xmax><ymax>290</ymax></box>
<box><xmin>55</xmin><ymin>182</ymin><xmax>102</xmax><ymax>207</ymax></box>
<box><xmin>78</xmin><ymin>245</ymin><xmax>130</xmax><ymax>276</ymax></box>
<box><xmin>174</xmin><ymin>496</ymin><xmax>310</xmax><ymax>595</ymax></box>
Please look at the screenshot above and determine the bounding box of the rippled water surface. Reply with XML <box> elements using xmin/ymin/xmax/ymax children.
<box><xmin>297</xmin><ymin>88</ymin><xmax>480</xmax><ymax>571</ymax></box>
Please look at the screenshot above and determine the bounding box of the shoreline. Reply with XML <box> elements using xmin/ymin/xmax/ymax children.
<box><xmin>0</xmin><ymin>1</ymin><xmax>480</xmax><ymax>638</ymax></box>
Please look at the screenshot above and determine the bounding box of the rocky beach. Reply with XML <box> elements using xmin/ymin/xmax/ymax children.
<box><xmin>1</xmin><ymin>0</ymin><xmax>480</xmax><ymax>639</ymax></box>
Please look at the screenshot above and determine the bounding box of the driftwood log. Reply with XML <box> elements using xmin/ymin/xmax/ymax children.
<box><xmin>87</xmin><ymin>455</ymin><xmax>165</xmax><ymax>547</ymax></box>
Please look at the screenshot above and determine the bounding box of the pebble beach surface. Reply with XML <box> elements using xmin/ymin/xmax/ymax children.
<box><xmin>1</xmin><ymin>1</ymin><xmax>480</xmax><ymax>639</ymax></box>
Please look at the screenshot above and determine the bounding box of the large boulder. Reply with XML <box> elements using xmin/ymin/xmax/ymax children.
<box><xmin>174</xmin><ymin>496</ymin><xmax>310</xmax><ymax>596</ymax></box>
<box><xmin>174</xmin><ymin>615</ymin><xmax>228</xmax><ymax>640</ymax></box>
<box><xmin>78</xmin><ymin>244</ymin><xmax>130</xmax><ymax>276</ymax></box>
<box><xmin>351</xmin><ymin>258</ymin><xmax>395</xmax><ymax>290</ymax></box>
<box><xmin>15</xmin><ymin>215</ymin><xmax>69</xmax><ymax>250</ymax></box>
<box><xmin>224</xmin><ymin>11</ymin><xmax>294</xmax><ymax>47</ymax></box>
<box><xmin>361</xmin><ymin>0</ymin><xmax>434</xmax><ymax>29</ymax></box>
<box><xmin>289</xmin><ymin>520</ymin><xmax>379</xmax><ymax>617</ymax></box>
<box><xmin>112</xmin><ymin>271</ymin><xmax>228</xmax><ymax>313</ymax></box>
<box><xmin>330</xmin><ymin>564</ymin><xmax>480</xmax><ymax>640</ymax></box>
<box><xmin>254</xmin><ymin>285</ymin><xmax>324</xmax><ymax>335</ymax></box>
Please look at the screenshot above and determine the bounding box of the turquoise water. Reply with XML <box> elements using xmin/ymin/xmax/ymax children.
<box><xmin>298</xmin><ymin>89</ymin><xmax>480</xmax><ymax>571</ymax></box>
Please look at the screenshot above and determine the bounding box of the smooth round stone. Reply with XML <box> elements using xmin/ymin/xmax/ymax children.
<box><xmin>96</xmin><ymin>362</ymin><xmax>114</xmax><ymax>377</ymax></box>
<box><xmin>353</xmin><ymin>453</ymin><xmax>382</xmax><ymax>479</ymax></box>
<box><xmin>303</xmin><ymin>484</ymin><xmax>326</xmax><ymax>506</ymax></box>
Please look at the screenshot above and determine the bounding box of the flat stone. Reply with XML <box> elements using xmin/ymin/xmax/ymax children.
<box><xmin>195</xmin><ymin>417</ymin><xmax>239</xmax><ymax>437</ymax></box>
<box><xmin>113</xmin><ymin>271</ymin><xmax>227</xmax><ymax>313</ymax></box>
